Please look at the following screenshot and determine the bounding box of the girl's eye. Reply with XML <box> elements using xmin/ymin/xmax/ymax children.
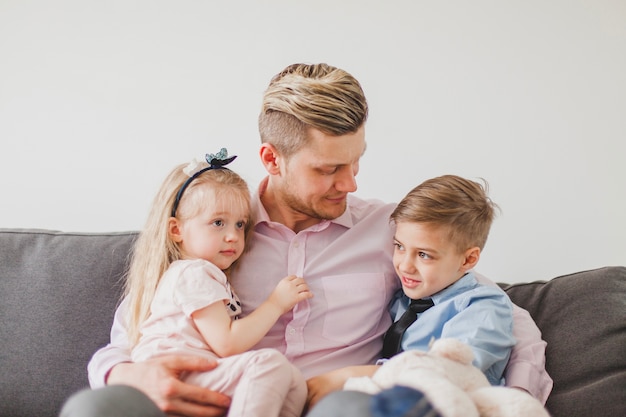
<box><xmin>212</xmin><ymin>220</ymin><xmax>224</xmax><ymax>227</ymax></box>
<box><xmin>236</xmin><ymin>221</ymin><xmax>246</xmax><ymax>229</ymax></box>
<box><xmin>393</xmin><ymin>242</ymin><xmax>404</xmax><ymax>251</ymax></box>
<box><xmin>418</xmin><ymin>252</ymin><xmax>431</xmax><ymax>260</ymax></box>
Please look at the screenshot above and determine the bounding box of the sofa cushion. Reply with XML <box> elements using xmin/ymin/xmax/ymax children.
<box><xmin>501</xmin><ymin>266</ymin><xmax>626</xmax><ymax>417</ymax></box>
<box><xmin>0</xmin><ymin>229</ymin><xmax>137</xmax><ymax>417</ymax></box>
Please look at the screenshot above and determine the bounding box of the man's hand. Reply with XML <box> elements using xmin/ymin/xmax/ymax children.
<box><xmin>305</xmin><ymin>365</ymin><xmax>378</xmax><ymax>411</ymax></box>
<box><xmin>107</xmin><ymin>355</ymin><xmax>231</xmax><ymax>417</ymax></box>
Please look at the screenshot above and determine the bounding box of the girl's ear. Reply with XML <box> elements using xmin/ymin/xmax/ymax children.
<box><xmin>460</xmin><ymin>247</ymin><xmax>481</xmax><ymax>272</ymax></box>
<box><xmin>259</xmin><ymin>143</ymin><xmax>282</xmax><ymax>175</ymax></box>
<box><xmin>168</xmin><ymin>217</ymin><xmax>183</xmax><ymax>243</ymax></box>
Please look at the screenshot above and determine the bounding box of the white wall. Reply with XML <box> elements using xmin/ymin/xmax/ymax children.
<box><xmin>1</xmin><ymin>0</ymin><xmax>624</xmax><ymax>283</ymax></box>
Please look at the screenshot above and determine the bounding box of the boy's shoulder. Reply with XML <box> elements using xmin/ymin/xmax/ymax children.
<box><xmin>437</xmin><ymin>272</ymin><xmax>511</xmax><ymax>306</ymax></box>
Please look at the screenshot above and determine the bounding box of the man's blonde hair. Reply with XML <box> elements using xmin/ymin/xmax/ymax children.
<box><xmin>258</xmin><ymin>63</ymin><xmax>368</xmax><ymax>158</ymax></box>
<box><xmin>391</xmin><ymin>175</ymin><xmax>499</xmax><ymax>253</ymax></box>
<box><xmin>123</xmin><ymin>164</ymin><xmax>252</xmax><ymax>346</ymax></box>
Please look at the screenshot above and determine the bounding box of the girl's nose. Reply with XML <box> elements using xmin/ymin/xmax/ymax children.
<box><xmin>224</xmin><ymin>228</ymin><xmax>239</xmax><ymax>242</ymax></box>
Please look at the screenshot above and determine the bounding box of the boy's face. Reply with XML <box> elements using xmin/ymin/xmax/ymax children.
<box><xmin>392</xmin><ymin>221</ymin><xmax>478</xmax><ymax>300</ymax></box>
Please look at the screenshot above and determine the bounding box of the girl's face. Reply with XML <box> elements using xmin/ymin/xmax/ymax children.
<box><xmin>392</xmin><ymin>221</ymin><xmax>477</xmax><ymax>300</ymax></box>
<box><xmin>172</xmin><ymin>188</ymin><xmax>249</xmax><ymax>270</ymax></box>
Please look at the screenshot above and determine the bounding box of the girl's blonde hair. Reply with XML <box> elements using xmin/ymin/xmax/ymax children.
<box><xmin>123</xmin><ymin>162</ymin><xmax>252</xmax><ymax>346</ymax></box>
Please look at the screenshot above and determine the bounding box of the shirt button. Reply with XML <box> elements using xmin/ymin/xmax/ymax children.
<box><xmin>288</xmin><ymin>328</ymin><xmax>296</xmax><ymax>335</ymax></box>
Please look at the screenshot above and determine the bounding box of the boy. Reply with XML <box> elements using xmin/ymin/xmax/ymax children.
<box><xmin>382</xmin><ymin>174</ymin><xmax>514</xmax><ymax>384</ymax></box>
<box><xmin>308</xmin><ymin>174</ymin><xmax>515</xmax><ymax>417</ymax></box>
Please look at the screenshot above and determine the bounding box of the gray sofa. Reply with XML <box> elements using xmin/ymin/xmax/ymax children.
<box><xmin>0</xmin><ymin>228</ymin><xmax>624</xmax><ymax>417</ymax></box>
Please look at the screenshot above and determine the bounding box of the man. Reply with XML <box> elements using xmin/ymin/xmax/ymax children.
<box><xmin>62</xmin><ymin>63</ymin><xmax>551</xmax><ymax>417</ymax></box>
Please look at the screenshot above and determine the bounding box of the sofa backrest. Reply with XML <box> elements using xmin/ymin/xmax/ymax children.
<box><xmin>0</xmin><ymin>229</ymin><xmax>137</xmax><ymax>417</ymax></box>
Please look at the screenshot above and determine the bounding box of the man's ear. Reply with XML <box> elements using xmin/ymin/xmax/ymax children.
<box><xmin>259</xmin><ymin>143</ymin><xmax>282</xmax><ymax>175</ymax></box>
<box><xmin>168</xmin><ymin>217</ymin><xmax>183</xmax><ymax>243</ymax></box>
<box><xmin>460</xmin><ymin>247</ymin><xmax>481</xmax><ymax>272</ymax></box>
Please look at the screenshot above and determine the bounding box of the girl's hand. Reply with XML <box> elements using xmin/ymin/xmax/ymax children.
<box><xmin>268</xmin><ymin>275</ymin><xmax>313</xmax><ymax>313</ymax></box>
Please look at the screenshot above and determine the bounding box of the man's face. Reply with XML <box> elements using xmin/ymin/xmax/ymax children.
<box><xmin>278</xmin><ymin>126</ymin><xmax>366</xmax><ymax>221</ymax></box>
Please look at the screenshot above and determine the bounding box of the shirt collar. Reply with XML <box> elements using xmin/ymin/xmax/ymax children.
<box><xmin>431</xmin><ymin>271</ymin><xmax>477</xmax><ymax>304</ymax></box>
<box><xmin>251</xmin><ymin>178</ymin><xmax>271</xmax><ymax>226</ymax></box>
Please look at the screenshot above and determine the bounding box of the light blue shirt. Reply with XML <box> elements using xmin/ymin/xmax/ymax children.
<box><xmin>388</xmin><ymin>271</ymin><xmax>515</xmax><ymax>385</ymax></box>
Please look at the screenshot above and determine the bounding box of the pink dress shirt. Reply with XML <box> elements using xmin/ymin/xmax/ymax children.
<box><xmin>88</xmin><ymin>178</ymin><xmax>552</xmax><ymax>404</ymax></box>
<box><xmin>230</xmin><ymin>188</ymin><xmax>400</xmax><ymax>380</ymax></box>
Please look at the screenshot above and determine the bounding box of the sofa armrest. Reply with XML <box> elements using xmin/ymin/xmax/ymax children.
<box><xmin>501</xmin><ymin>266</ymin><xmax>626</xmax><ymax>417</ymax></box>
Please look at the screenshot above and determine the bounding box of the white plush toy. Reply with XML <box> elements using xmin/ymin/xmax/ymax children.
<box><xmin>344</xmin><ymin>338</ymin><xmax>550</xmax><ymax>417</ymax></box>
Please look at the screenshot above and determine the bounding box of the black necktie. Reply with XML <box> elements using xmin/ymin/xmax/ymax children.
<box><xmin>381</xmin><ymin>298</ymin><xmax>434</xmax><ymax>359</ymax></box>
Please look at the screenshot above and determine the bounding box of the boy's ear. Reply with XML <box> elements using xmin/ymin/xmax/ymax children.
<box><xmin>168</xmin><ymin>217</ymin><xmax>183</xmax><ymax>243</ymax></box>
<box><xmin>460</xmin><ymin>247</ymin><xmax>481</xmax><ymax>272</ymax></box>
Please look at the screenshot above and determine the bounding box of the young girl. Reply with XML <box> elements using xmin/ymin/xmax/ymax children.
<box><xmin>124</xmin><ymin>149</ymin><xmax>313</xmax><ymax>417</ymax></box>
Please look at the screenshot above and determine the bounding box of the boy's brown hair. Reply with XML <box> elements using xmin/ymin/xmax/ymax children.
<box><xmin>390</xmin><ymin>175</ymin><xmax>499</xmax><ymax>253</ymax></box>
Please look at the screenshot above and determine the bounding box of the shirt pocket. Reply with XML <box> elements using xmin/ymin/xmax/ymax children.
<box><xmin>321</xmin><ymin>272</ymin><xmax>388</xmax><ymax>344</ymax></box>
